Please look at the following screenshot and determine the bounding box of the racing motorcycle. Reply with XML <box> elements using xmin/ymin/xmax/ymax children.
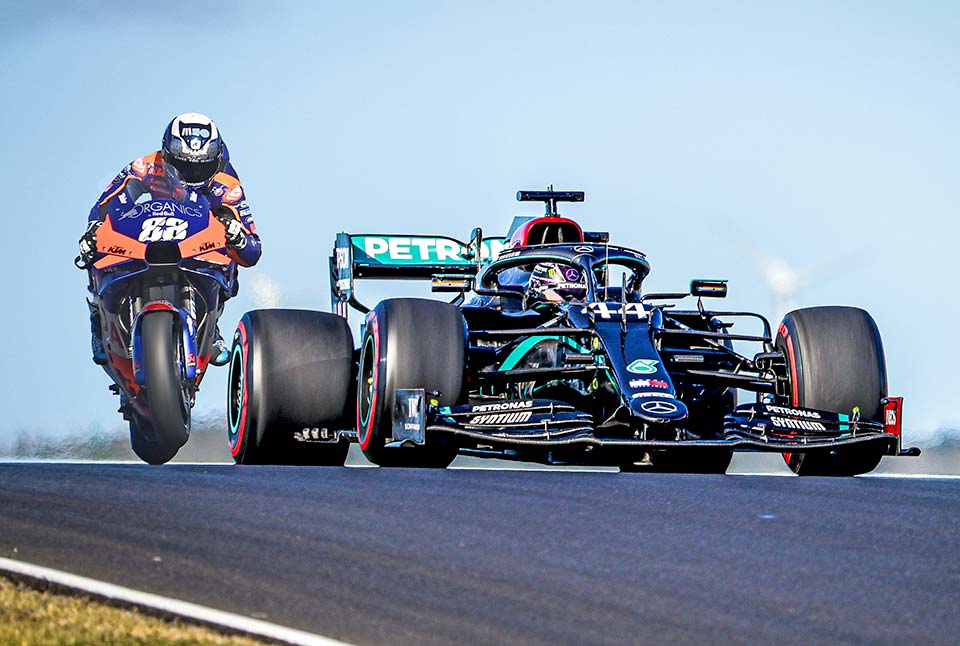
<box><xmin>77</xmin><ymin>164</ymin><xmax>235</xmax><ymax>464</ymax></box>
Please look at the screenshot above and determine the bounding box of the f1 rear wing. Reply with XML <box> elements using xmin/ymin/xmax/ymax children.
<box><xmin>330</xmin><ymin>232</ymin><xmax>506</xmax><ymax>317</ymax></box>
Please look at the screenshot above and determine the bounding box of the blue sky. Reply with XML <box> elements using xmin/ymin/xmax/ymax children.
<box><xmin>0</xmin><ymin>1</ymin><xmax>957</xmax><ymax>445</ymax></box>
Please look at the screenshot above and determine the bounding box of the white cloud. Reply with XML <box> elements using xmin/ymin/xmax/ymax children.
<box><xmin>248</xmin><ymin>271</ymin><xmax>285</xmax><ymax>308</ymax></box>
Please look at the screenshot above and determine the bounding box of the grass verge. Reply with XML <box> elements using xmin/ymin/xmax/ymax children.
<box><xmin>0</xmin><ymin>575</ymin><xmax>275</xmax><ymax>646</ymax></box>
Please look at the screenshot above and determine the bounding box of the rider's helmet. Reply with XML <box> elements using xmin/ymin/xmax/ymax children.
<box><xmin>161</xmin><ymin>113</ymin><xmax>224</xmax><ymax>187</ymax></box>
<box><xmin>526</xmin><ymin>262</ymin><xmax>587</xmax><ymax>304</ymax></box>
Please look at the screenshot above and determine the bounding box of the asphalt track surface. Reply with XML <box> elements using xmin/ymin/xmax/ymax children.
<box><xmin>1</xmin><ymin>463</ymin><xmax>958</xmax><ymax>645</ymax></box>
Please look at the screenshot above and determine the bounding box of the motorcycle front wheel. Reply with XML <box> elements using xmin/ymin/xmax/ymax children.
<box><xmin>130</xmin><ymin>310</ymin><xmax>190</xmax><ymax>464</ymax></box>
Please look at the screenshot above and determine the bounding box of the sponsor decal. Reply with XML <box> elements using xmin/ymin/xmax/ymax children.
<box><xmin>770</xmin><ymin>416</ymin><xmax>826</xmax><ymax>431</ymax></box>
<box><xmin>403</xmin><ymin>422</ymin><xmax>420</xmax><ymax>431</ymax></box>
<box><xmin>212</xmin><ymin>186</ymin><xmax>225</xmax><ymax>197</ymax></box>
<box><xmin>296</xmin><ymin>428</ymin><xmax>334</xmax><ymax>442</ymax></box>
<box><xmin>626</xmin><ymin>359</ymin><xmax>659</xmax><ymax>374</ymax></box>
<box><xmin>469</xmin><ymin>411</ymin><xmax>534</xmax><ymax>425</ymax></box>
<box><xmin>335</xmin><ymin>247</ymin><xmax>350</xmax><ymax>270</ymax></box>
<box><xmin>672</xmin><ymin>355</ymin><xmax>704</xmax><ymax>363</ymax></box>
<box><xmin>105</xmin><ymin>245</ymin><xmax>128</xmax><ymax>256</ymax></box>
<box><xmin>560</xmin><ymin>267</ymin><xmax>581</xmax><ymax>282</ymax></box>
<box><xmin>406</xmin><ymin>397</ymin><xmax>419</xmax><ymax>418</ymax></box>
<box><xmin>198</xmin><ymin>241</ymin><xmax>218</xmax><ymax>252</ymax></box>
<box><xmin>119</xmin><ymin>201</ymin><xmax>204</xmax><ymax>220</ymax></box>
<box><xmin>139</xmin><ymin>217</ymin><xmax>189</xmax><ymax>242</ymax></box>
<box><xmin>354</xmin><ymin>235</ymin><xmax>506</xmax><ymax>265</ymax></box>
<box><xmin>471</xmin><ymin>400</ymin><xmax>534</xmax><ymax>413</ymax></box>
<box><xmin>224</xmin><ymin>185</ymin><xmax>243</xmax><ymax>203</ymax></box>
<box><xmin>765</xmin><ymin>405</ymin><xmax>821</xmax><ymax>419</ymax></box>
<box><xmin>573</xmin><ymin>245</ymin><xmax>594</xmax><ymax>253</ymax></box>
<box><xmin>631</xmin><ymin>392</ymin><xmax>672</xmax><ymax>399</ymax></box>
<box><xmin>180</xmin><ymin>126</ymin><xmax>211</xmax><ymax>138</ymax></box>
<box><xmin>883</xmin><ymin>397</ymin><xmax>903</xmax><ymax>436</ymax></box>
<box><xmin>629</xmin><ymin>379</ymin><xmax>669</xmax><ymax>389</ymax></box>
<box><xmin>640</xmin><ymin>400</ymin><xmax>678</xmax><ymax>414</ymax></box>
<box><xmin>131</xmin><ymin>157</ymin><xmax>148</xmax><ymax>176</ymax></box>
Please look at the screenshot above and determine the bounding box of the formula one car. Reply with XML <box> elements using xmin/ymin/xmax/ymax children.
<box><xmin>226</xmin><ymin>190</ymin><xmax>918</xmax><ymax>475</ymax></box>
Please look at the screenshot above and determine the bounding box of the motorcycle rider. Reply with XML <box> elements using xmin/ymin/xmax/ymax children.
<box><xmin>78</xmin><ymin>113</ymin><xmax>261</xmax><ymax>366</ymax></box>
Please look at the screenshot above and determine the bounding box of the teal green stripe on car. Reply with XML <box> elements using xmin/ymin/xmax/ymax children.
<box><xmin>499</xmin><ymin>336</ymin><xmax>590</xmax><ymax>371</ymax></box>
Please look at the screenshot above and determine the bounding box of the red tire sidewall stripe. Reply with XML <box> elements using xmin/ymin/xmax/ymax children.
<box><xmin>778</xmin><ymin>323</ymin><xmax>800</xmax><ymax>467</ymax></box>
<box><xmin>230</xmin><ymin>321</ymin><xmax>250</xmax><ymax>457</ymax></box>
<box><xmin>785</xmin><ymin>332</ymin><xmax>799</xmax><ymax>406</ymax></box>
<box><xmin>357</xmin><ymin>314</ymin><xmax>380</xmax><ymax>451</ymax></box>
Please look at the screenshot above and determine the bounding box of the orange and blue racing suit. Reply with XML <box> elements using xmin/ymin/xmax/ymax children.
<box><xmin>88</xmin><ymin>149</ymin><xmax>261</xmax><ymax>267</ymax></box>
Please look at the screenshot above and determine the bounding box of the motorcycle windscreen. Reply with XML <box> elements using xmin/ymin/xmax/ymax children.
<box><xmin>94</xmin><ymin>164</ymin><xmax>229</xmax><ymax>268</ymax></box>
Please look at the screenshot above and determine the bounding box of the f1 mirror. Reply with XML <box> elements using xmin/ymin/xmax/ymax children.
<box><xmin>432</xmin><ymin>274</ymin><xmax>474</xmax><ymax>293</ymax></box>
<box><xmin>690</xmin><ymin>279</ymin><xmax>728</xmax><ymax>298</ymax></box>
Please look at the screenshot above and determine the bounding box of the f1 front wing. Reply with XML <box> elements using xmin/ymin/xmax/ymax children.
<box><xmin>391</xmin><ymin>391</ymin><xmax>914</xmax><ymax>456</ymax></box>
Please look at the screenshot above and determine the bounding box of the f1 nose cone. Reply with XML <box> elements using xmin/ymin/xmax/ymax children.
<box><xmin>629</xmin><ymin>397</ymin><xmax>688</xmax><ymax>423</ymax></box>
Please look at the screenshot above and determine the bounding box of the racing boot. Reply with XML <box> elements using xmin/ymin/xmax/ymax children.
<box><xmin>210</xmin><ymin>325</ymin><xmax>230</xmax><ymax>366</ymax></box>
<box><xmin>88</xmin><ymin>300</ymin><xmax>107</xmax><ymax>365</ymax></box>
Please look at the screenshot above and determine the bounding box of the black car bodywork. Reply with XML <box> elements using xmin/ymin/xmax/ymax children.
<box><xmin>328</xmin><ymin>192</ymin><xmax>916</xmax><ymax>470</ymax></box>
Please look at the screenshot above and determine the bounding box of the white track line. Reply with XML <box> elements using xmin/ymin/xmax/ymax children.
<box><xmin>860</xmin><ymin>473</ymin><xmax>960</xmax><ymax>479</ymax></box>
<box><xmin>0</xmin><ymin>557</ymin><xmax>352</xmax><ymax>646</ymax></box>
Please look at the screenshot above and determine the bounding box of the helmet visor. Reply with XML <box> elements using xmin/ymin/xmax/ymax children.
<box><xmin>169</xmin><ymin>155</ymin><xmax>220</xmax><ymax>186</ymax></box>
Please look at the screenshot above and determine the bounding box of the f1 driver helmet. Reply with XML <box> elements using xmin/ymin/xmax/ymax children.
<box><xmin>526</xmin><ymin>263</ymin><xmax>587</xmax><ymax>304</ymax></box>
<box><xmin>161</xmin><ymin>113</ymin><xmax>224</xmax><ymax>187</ymax></box>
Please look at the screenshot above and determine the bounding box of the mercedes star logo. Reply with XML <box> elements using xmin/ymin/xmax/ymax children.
<box><xmin>640</xmin><ymin>400</ymin><xmax>678</xmax><ymax>415</ymax></box>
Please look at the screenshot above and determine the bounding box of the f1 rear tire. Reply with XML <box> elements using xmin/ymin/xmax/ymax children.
<box><xmin>357</xmin><ymin>298</ymin><xmax>463</xmax><ymax>468</ymax></box>
<box><xmin>776</xmin><ymin>306</ymin><xmax>887</xmax><ymax>477</ymax></box>
<box><xmin>228</xmin><ymin>309</ymin><xmax>353</xmax><ymax>466</ymax></box>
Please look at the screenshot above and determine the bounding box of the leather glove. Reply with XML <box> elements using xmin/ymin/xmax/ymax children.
<box><xmin>215</xmin><ymin>210</ymin><xmax>247</xmax><ymax>250</ymax></box>
<box><xmin>77</xmin><ymin>220</ymin><xmax>102</xmax><ymax>268</ymax></box>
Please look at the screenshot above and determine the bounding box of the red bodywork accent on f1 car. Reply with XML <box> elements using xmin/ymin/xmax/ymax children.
<box><xmin>884</xmin><ymin>397</ymin><xmax>903</xmax><ymax>452</ymax></box>
<box><xmin>510</xmin><ymin>216</ymin><xmax>584</xmax><ymax>247</ymax></box>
